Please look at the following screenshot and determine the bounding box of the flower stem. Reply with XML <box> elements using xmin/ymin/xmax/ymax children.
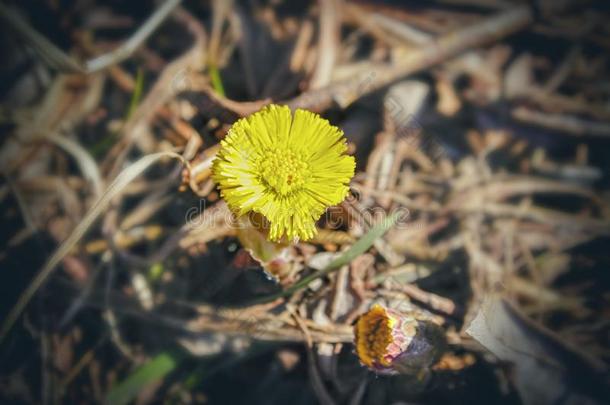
<box><xmin>243</xmin><ymin>211</ymin><xmax>401</xmax><ymax>307</ymax></box>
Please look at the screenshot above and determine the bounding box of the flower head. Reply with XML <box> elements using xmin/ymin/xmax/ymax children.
<box><xmin>212</xmin><ymin>104</ymin><xmax>355</xmax><ymax>241</ymax></box>
<box><xmin>354</xmin><ymin>304</ymin><xmax>446</xmax><ymax>375</ymax></box>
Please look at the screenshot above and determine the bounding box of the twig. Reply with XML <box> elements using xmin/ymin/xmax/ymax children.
<box><xmin>44</xmin><ymin>132</ymin><xmax>103</xmax><ymax>197</ymax></box>
<box><xmin>0</xmin><ymin>0</ymin><xmax>182</xmax><ymax>73</ymax></box>
<box><xmin>310</xmin><ymin>0</ymin><xmax>341</xmax><ymax>89</ymax></box>
<box><xmin>400</xmin><ymin>284</ymin><xmax>458</xmax><ymax>316</ymax></box>
<box><xmin>543</xmin><ymin>45</ymin><xmax>580</xmax><ymax>93</ymax></box>
<box><xmin>105</xmin><ymin>6</ymin><xmax>206</xmax><ymax>177</ymax></box>
<box><xmin>287</xmin><ymin>4</ymin><xmax>536</xmax><ymax>111</ymax></box>
<box><xmin>370</xmin><ymin>12</ymin><xmax>433</xmax><ymax>45</ymax></box>
<box><xmin>512</xmin><ymin>106</ymin><xmax>610</xmax><ymax>138</ymax></box>
<box><xmin>291</xmin><ymin>308</ymin><xmax>337</xmax><ymax>405</ymax></box>
<box><xmin>290</xmin><ymin>19</ymin><xmax>315</xmax><ymax>72</ymax></box>
<box><xmin>0</xmin><ymin>152</ymin><xmax>188</xmax><ymax>344</ymax></box>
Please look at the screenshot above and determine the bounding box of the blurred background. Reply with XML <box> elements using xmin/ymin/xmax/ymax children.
<box><xmin>1</xmin><ymin>0</ymin><xmax>609</xmax><ymax>404</ymax></box>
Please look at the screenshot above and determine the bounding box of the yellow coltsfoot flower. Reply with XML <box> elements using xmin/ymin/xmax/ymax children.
<box><xmin>212</xmin><ymin>104</ymin><xmax>355</xmax><ymax>242</ymax></box>
<box><xmin>354</xmin><ymin>304</ymin><xmax>446</xmax><ymax>376</ymax></box>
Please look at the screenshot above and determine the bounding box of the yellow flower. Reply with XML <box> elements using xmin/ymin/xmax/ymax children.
<box><xmin>354</xmin><ymin>304</ymin><xmax>446</xmax><ymax>376</ymax></box>
<box><xmin>212</xmin><ymin>104</ymin><xmax>355</xmax><ymax>242</ymax></box>
<box><xmin>355</xmin><ymin>304</ymin><xmax>413</xmax><ymax>370</ymax></box>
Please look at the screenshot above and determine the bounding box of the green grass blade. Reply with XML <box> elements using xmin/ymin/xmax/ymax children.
<box><xmin>106</xmin><ymin>351</ymin><xmax>184</xmax><ymax>405</ymax></box>
<box><xmin>244</xmin><ymin>211</ymin><xmax>402</xmax><ymax>306</ymax></box>
<box><xmin>209</xmin><ymin>63</ymin><xmax>226</xmax><ymax>97</ymax></box>
<box><xmin>126</xmin><ymin>68</ymin><xmax>145</xmax><ymax>120</ymax></box>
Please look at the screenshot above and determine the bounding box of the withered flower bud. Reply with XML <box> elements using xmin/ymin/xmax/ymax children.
<box><xmin>354</xmin><ymin>304</ymin><xmax>446</xmax><ymax>376</ymax></box>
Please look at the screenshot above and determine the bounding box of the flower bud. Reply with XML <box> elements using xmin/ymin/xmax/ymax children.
<box><xmin>354</xmin><ymin>304</ymin><xmax>446</xmax><ymax>376</ymax></box>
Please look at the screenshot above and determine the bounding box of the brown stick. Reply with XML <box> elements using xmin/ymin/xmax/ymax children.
<box><xmin>512</xmin><ymin>107</ymin><xmax>610</xmax><ymax>138</ymax></box>
<box><xmin>287</xmin><ymin>5</ymin><xmax>534</xmax><ymax>111</ymax></box>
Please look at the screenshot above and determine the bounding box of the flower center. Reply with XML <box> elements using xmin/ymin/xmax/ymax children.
<box><xmin>355</xmin><ymin>307</ymin><xmax>394</xmax><ymax>367</ymax></box>
<box><xmin>258</xmin><ymin>149</ymin><xmax>310</xmax><ymax>196</ymax></box>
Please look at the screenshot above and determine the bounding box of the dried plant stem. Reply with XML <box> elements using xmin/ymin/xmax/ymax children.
<box><xmin>309</xmin><ymin>0</ymin><xmax>341</xmax><ymax>89</ymax></box>
<box><xmin>0</xmin><ymin>152</ymin><xmax>188</xmax><ymax>344</ymax></box>
<box><xmin>0</xmin><ymin>0</ymin><xmax>181</xmax><ymax>73</ymax></box>
<box><xmin>288</xmin><ymin>2</ymin><xmax>573</xmax><ymax>111</ymax></box>
<box><xmin>512</xmin><ymin>106</ymin><xmax>610</xmax><ymax>137</ymax></box>
<box><xmin>105</xmin><ymin>7</ymin><xmax>206</xmax><ymax>177</ymax></box>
